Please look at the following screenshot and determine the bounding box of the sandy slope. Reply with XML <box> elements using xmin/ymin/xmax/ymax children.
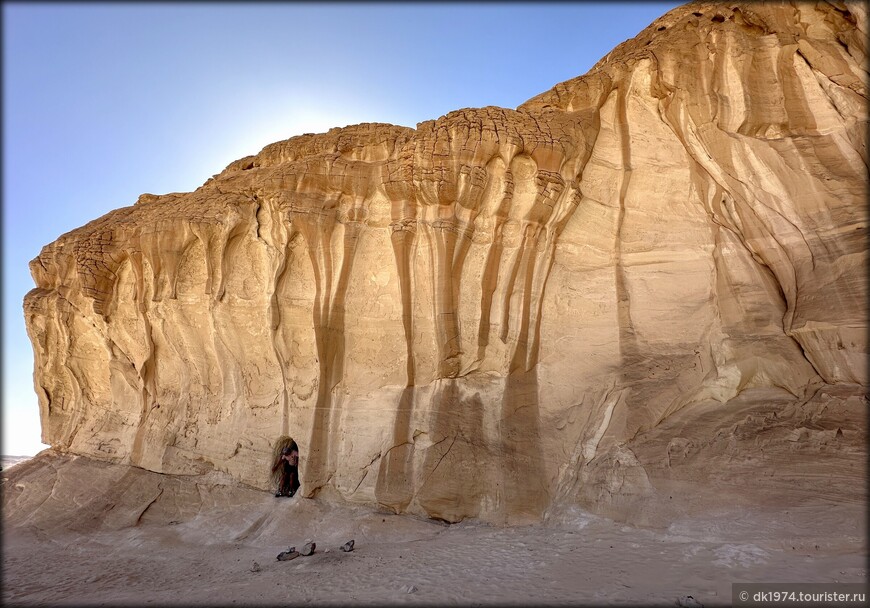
<box><xmin>2</xmin><ymin>454</ymin><xmax>865</xmax><ymax>607</ymax></box>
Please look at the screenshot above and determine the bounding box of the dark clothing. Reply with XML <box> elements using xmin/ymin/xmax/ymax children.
<box><xmin>277</xmin><ymin>460</ymin><xmax>299</xmax><ymax>496</ymax></box>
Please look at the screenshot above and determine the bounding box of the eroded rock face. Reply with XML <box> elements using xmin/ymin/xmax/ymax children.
<box><xmin>25</xmin><ymin>1</ymin><xmax>867</xmax><ymax>524</ymax></box>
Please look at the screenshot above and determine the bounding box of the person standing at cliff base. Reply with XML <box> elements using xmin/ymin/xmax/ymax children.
<box><xmin>272</xmin><ymin>441</ymin><xmax>300</xmax><ymax>497</ymax></box>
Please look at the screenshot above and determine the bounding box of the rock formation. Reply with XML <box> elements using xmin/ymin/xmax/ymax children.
<box><xmin>23</xmin><ymin>1</ymin><xmax>867</xmax><ymax>525</ymax></box>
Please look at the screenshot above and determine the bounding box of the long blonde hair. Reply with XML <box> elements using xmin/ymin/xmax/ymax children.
<box><xmin>270</xmin><ymin>435</ymin><xmax>298</xmax><ymax>484</ymax></box>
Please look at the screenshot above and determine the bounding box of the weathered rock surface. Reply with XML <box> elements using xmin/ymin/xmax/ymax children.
<box><xmin>23</xmin><ymin>1</ymin><xmax>867</xmax><ymax>525</ymax></box>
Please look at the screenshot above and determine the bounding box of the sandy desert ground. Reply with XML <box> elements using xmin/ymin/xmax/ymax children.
<box><xmin>2</xmin><ymin>454</ymin><xmax>866</xmax><ymax>607</ymax></box>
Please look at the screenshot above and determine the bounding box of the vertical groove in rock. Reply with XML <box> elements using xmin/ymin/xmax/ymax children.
<box><xmin>610</xmin><ymin>82</ymin><xmax>638</xmax><ymax>447</ymax></box>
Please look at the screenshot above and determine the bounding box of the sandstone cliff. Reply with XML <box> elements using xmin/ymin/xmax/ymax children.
<box><xmin>24</xmin><ymin>1</ymin><xmax>867</xmax><ymax>525</ymax></box>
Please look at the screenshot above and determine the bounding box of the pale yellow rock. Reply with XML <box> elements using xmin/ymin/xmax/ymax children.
<box><xmin>24</xmin><ymin>2</ymin><xmax>867</xmax><ymax>524</ymax></box>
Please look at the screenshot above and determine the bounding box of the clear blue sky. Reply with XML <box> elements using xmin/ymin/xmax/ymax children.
<box><xmin>2</xmin><ymin>1</ymin><xmax>681</xmax><ymax>456</ymax></box>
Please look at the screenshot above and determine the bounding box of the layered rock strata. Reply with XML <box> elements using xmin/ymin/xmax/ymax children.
<box><xmin>24</xmin><ymin>1</ymin><xmax>867</xmax><ymax>524</ymax></box>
